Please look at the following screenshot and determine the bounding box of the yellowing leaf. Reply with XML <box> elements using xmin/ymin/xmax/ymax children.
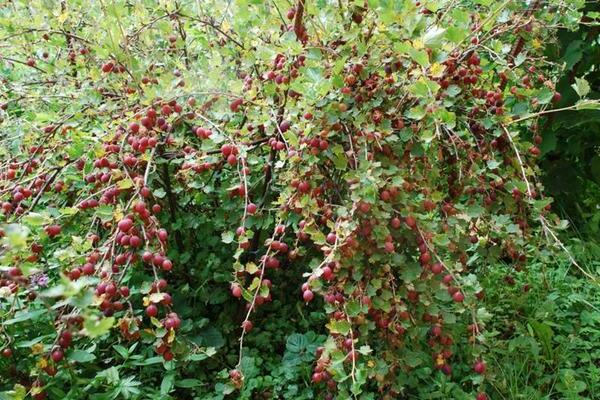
<box><xmin>36</xmin><ymin>357</ymin><xmax>48</xmax><ymax>369</ymax></box>
<box><xmin>113</xmin><ymin>205</ymin><xmax>124</xmax><ymax>222</ymax></box>
<box><xmin>31</xmin><ymin>343</ymin><xmax>44</xmax><ymax>355</ymax></box>
<box><xmin>246</xmin><ymin>262</ymin><xmax>258</xmax><ymax>274</ymax></box>
<box><xmin>31</xmin><ymin>385</ymin><xmax>43</xmax><ymax>395</ymax></box>
<box><xmin>430</xmin><ymin>63</ymin><xmax>446</xmax><ymax>78</ymax></box>
<box><xmin>149</xmin><ymin>292</ymin><xmax>165</xmax><ymax>303</ymax></box>
<box><xmin>117</xmin><ymin>178</ymin><xmax>134</xmax><ymax>190</ymax></box>
<box><xmin>167</xmin><ymin>329</ymin><xmax>175</xmax><ymax>344</ymax></box>
<box><xmin>326</xmin><ymin>319</ymin><xmax>351</xmax><ymax>335</ymax></box>
<box><xmin>58</xmin><ymin>12</ymin><xmax>69</xmax><ymax>24</ymax></box>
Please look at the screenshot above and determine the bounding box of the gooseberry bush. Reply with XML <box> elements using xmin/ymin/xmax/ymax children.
<box><xmin>0</xmin><ymin>1</ymin><xmax>598</xmax><ymax>399</ymax></box>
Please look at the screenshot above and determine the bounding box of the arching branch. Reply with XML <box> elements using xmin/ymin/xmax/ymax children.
<box><xmin>294</xmin><ymin>0</ymin><xmax>307</xmax><ymax>43</ymax></box>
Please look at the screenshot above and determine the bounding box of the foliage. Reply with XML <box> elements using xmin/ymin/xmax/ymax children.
<box><xmin>0</xmin><ymin>1</ymin><xmax>599</xmax><ymax>399</ymax></box>
<box><xmin>538</xmin><ymin>0</ymin><xmax>600</xmax><ymax>242</ymax></box>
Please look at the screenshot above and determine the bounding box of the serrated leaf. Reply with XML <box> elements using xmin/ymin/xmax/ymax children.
<box><xmin>576</xmin><ymin>100</ymin><xmax>600</xmax><ymax>110</ymax></box>
<box><xmin>408</xmin><ymin>48</ymin><xmax>429</xmax><ymax>68</ymax></box>
<box><xmin>446</xmin><ymin>26</ymin><xmax>468</xmax><ymax>43</ymax></box>
<box><xmin>95</xmin><ymin>205</ymin><xmax>114</xmax><ymax>223</ymax></box>
<box><xmin>117</xmin><ymin>178</ymin><xmax>134</xmax><ymax>189</ymax></box>
<box><xmin>22</xmin><ymin>213</ymin><xmax>50</xmax><ymax>227</ymax></box>
<box><xmin>221</xmin><ymin>231</ymin><xmax>234</xmax><ymax>244</ymax></box>
<box><xmin>149</xmin><ymin>292</ymin><xmax>165</xmax><ymax>303</ymax></box>
<box><xmin>326</xmin><ymin>319</ymin><xmax>351</xmax><ymax>335</ymax></box>
<box><xmin>153</xmin><ymin>188</ymin><xmax>166</xmax><ymax>198</ymax></box>
<box><xmin>537</xmin><ymin>87</ymin><xmax>554</xmax><ymax>105</ymax></box>
<box><xmin>423</xmin><ymin>26</ymin><xmax>446</xmax><ymax>48</ymax></box>
<box><xmin>83</xmin><ymin>316</ymin><xmax>114</xmax><ymax>338</ymax></box>
<box><xmin>572</xmin><ymin>77</ymin><xmax>590</xmax><ymax>98</ymax></box>
<box><xmin>406</xmin><ymin>106</ymin><xmax>426</xmax><ymax>120</ymax></box>
<box><xmin>345</xmin><ymin>300</ymin><xmax>362</xmax><ymax>317</ymax></box>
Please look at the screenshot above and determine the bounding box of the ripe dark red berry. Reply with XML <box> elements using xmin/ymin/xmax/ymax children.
<box><xmin>231</xmin><ymin>284</ymin><xmax>242</xmax><ymax>298</ymax></box>
<box><xmin>45</xmin><ymin>225</ymin><xmax>61</xmax><ymax>237</ymax></box>
<box><xmin>303</xmin><ymin>290</ymin><xmax>314</xmax><ymax>302</ymax></box>
<box><xmin>246</xmin><ymin>203</ymin><xmax>257</xmax><ymax>214</ymax></box>
<box><xmin>473</xmin><ymin>360</ymin><xmax>486</xmax><ymax>374</ymax></box>
<box><xmin>452</xmin><ymin>291</ymin><xmax>465</xmax><ymax>303</ymax></box>
<box><xmin>146</xmin><ymin>304</ymin><xmax>158</xmax><ymax>317</ymax></box>
<box><xmin>326</xmin><ymin>233</ymin><xmax>336</xmax><ymax>244</ymax></box>
<box><xmin>51</xmin><ymin>349</ymin><xmax>64</xmax><ymax>362</ymax></box>
<box><xmin>241</xmin><ymin>320</ymin><xmax>253</xmax><ymax>332</ymax></box>
<box><xmin>229</xmin><ymin>98</ymin><xmax>243</xmax><ymax>112</ymax></box>
<box><xmin>117</xmin><ymin>218</ymin><xmax>133</xmax><ymax>232</ymax></box>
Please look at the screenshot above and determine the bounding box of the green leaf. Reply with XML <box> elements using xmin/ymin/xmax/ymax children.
<box><xmin>331</xmin><ymin>144</ymin><xmax>348</xmax><ymax>170</ymax></box>
<box><xmin>562</xmin><ymin>40</ymin><xmax>583</xmax><ymax>70</ymax></box>
<box><xmin>576</xmin><ymin>100</ymin><xmax>600</xmax><ymax>110</ymax></box>
<box><xmin>466</xmin><ymin>205</ymin><xmax>484</xmax><ymax>218</ymax></box>
<box><xmin>537</xmin><ymin>87</ymin><xmax>554</xmax><ymax>105</ymax></box>
<box><xmin>326</xmin><ymin>319</ymin><xmax>351</xmax><ymax>335</ymax></box>
<box><xmin>571</xmin><ymin>77</ymin><xmax>590</xmax><ymax>98</ymax></box>
<box><xmin>95</xmin><ymin>205</ymin><xmax>114</xmax><ymax>223</ymax></box>
<box><xmin>175</xmin><ymin>379</ymin><xmax>201</xmax><ymax>388</ymax></box>
<box><xmin>113</xmin><ymin>345</ymin><xmax>129</xmax><ymax>359</ymax></box>
<box><xmin>446</xmin><ymin>26</ymin><xmax>468</xmax><ymax>43</ymax></box>
<box><xmin>161</xmin><ymin>373</ymin><xmax>175</xmax><ymax>395</ymax></box>
<box><xmin>134</xmin><ymin>356</ymin><xmax>165</xmax><ymax>366</ymax></box>
<box><xmin>400</xmin><ymin>263</ymin><xmax>421</xmax><ymax>283</ymax></box>
<box><xmin>406</xmin><ymin>106</ymin><xmax>426</xmax><ymax>120</ymax></box>
<box><xmin>410</xmin><ymin>78</ymin><xmax>440</xmax><ymax>97</ymax></box>
<box><xmin>221</xmin><ymin>231</ymin><xmax>234</xmax><ymax>244</ymax></box>
<box><xmin>423</xmin><ymin>26</ymin><xmax>446</xmax><ymax>48</ymax></box>
<box><xmin>408</xmin><ymin>48</ymin><xmax>429</xmax><ymax>68</ymax></box>
<box><xmin>285</xmin><ymin>333</ymin><xmax>308</xmax><ymax>354</ymax></box>
<box><xmin>3</xmin><ymin>309</ymin><xmax>45</xmax><ymax>325</ymax></box>
<box><xmin>345</xmin><ymin>300</ymin><xmax>363</xmax><ymax>317</ymax></box>
<box><xmin>117</xmin><ymin>178</ymin><xmax>134</xmax><ymax>189</ymax></box>
<box><xmin>196</xmin><ymin>326</ymin><xmax>225</xmax><ymax>348</ymax></box>
<box><xmin>404</xmin><ymin>350</ymin><xmax>425</xmax><ymax>367</ymax></box>
<box><xmin>445</xmin><ymin>85</ymin><xmax>462</xmax><ymax>97</ymax></box>
<box><xmin>22</xmin><ymin>213</ymin><xmax>50</xmax><ymax>227</ymax></box>
<box><xmin>153</xmin><ymin>188</ymin><xmax>167</xmax><ymax>199</ymax></box>
<box><xmin>83</xmin><ymin>316</ymin><xmax>115</xmax><ymax>338</ymax></box>
<box><xmin>69</xmin><ymin>350</ymin><xmax>96</xmax><ymax>363</ymax></box>
<box><xmin>2</xmin><ymin>224</ymin><xmax>29</xmax><ymax>249</ymax></box>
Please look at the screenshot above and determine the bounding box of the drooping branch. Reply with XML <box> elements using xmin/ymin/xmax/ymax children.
<box><xmin>294</xmin><ymin>0</ymin><xmax>307</xmax><ymax>43</ymax></box>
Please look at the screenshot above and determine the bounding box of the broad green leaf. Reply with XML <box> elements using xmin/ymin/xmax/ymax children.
<box><xmin>326</xmin><ymin>319</ymin><xmax>351</xmax><ymax>335</ymax></box>
<box><xmin>572</xmin><ymin>77</ymin><xmax>590</xmax><ymax>97</ymax></box>
<box><xmin>69</xmin><ymin>350</ymin><xmax>96</xmax><ymax>363</ymax></box>
<box><xmin>83</xmin><ymin>316</ymin><xmax>115</xmax><ymax>338</ymax></box>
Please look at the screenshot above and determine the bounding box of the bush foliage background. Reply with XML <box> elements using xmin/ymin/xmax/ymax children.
<box><xmin>0</xmin><ymin>1</ymin><xmax>599</xmax><ymax>399</ymax></box>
